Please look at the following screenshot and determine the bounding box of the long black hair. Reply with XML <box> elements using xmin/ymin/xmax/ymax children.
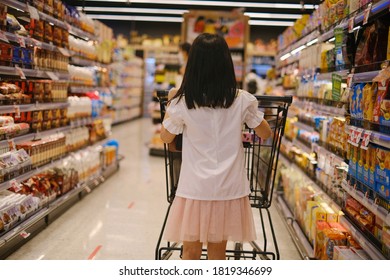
<box><xmin>173</xmin><ymin>33</ymin><xmax>237</xmax><ymax>109</ymax></box>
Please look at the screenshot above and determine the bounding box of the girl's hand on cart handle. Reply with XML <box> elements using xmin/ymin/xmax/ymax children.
<box><xmin>254</xmin><ymin>119</ymin><xmax>272</xmax><ymax>140</ymax></box>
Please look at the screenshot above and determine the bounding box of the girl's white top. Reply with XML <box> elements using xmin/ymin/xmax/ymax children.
<box><xmin>163</xmin><ymin>90</ymin><xmax>264</xmax><ymax>200</ymax></box>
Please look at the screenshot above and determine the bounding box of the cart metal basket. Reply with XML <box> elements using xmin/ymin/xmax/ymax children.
<box><xmin>155</xmin><ymin>90</ymin><xmax>293</xmax><ymax>260</ymax></box>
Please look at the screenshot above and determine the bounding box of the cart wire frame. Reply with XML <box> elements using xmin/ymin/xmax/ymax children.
<box><xmin>155</xmin><ymin>90</ymin><xmax>293</xmax><ymax>260</ymax></box>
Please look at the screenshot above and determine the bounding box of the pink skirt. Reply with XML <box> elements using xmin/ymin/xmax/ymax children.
<box><xmin>164</xmin><ymin>196</ymin><xmax>257</xmax><ymax>243</ymax></box>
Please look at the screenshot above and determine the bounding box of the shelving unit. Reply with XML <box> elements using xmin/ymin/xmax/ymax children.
<box><xmin>0</xmin><ymin>0</ymin><xmax>121</xmax><ymax>259</ymax></box>
<box><xmin>274</xmin><ymin>0</ymin><xmax>390</xmax><ymax>260</ymax></box>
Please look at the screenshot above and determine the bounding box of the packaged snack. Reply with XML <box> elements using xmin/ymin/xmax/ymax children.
<box><xmin>314</xmin><ymin>221</ymin><xmax>331</xmax><ymax>259</ymax></box>
<box><xmin>373</xmin><ymin>80</ymin><xmax>390</xmax><ymax>123</ymax></box>
<box><xmin>311</xmin><ymin>205</ymin><xmax>327</xmax><ymax>244</ymax></box>
<box><xmin>375</xmin><ymin>146</ymin><xmax>390</xmax><ymax>191</ymax></box>
<box><xmin>383</xmin><ymin>226</ymin><xmax>390</xmax><ymax>258</ymax></box>
<box><xmin>322</xmin><ymin>227</ymin><xmax>348</xmax><ymax>260</ymax></box>
<box><xmin>358</xmin><ymin>148</ymin><xmax>366</xmax><ymax>182</ymax></box>
<box><xmin>362</xmin><ymin>83</ymin><xmax>377</xmax><ymax>122</ymax></box>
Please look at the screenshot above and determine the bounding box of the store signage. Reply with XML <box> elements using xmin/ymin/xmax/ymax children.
<box><xmin>334</xmin><ymin>28</ymin><xmax>344</xmax><ymax>48</ymax></box>
<box><xmin>332</xmin><ymin>73</ymin><xmax>342</xmax><ymax>101</ymax></box>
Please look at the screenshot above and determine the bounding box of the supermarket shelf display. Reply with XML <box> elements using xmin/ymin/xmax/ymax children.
<box><xmin>0</xmin><ymin>0</ymin><xmax>121</xmax><ymax>259</ymax></box>
<box><xmin>275</xmin><ymin>0</ymin><xmax>390</xmax><ymax>260</ymax></box>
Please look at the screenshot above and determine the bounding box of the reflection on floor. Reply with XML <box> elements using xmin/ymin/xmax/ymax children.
<box><xmin>7</xmin><ymin>118</ymin><xmax>301</xmax><ymax>260</ymax></box>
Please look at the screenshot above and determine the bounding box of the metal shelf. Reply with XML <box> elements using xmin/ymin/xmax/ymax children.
<box><xmin>353</xmin><ymin>70</ymin><xmax>381</xmax><ymax>83</ymax></box>
<box><xmin>0</xmin><ymin>125</ymin><xmax>71</xmax><ymax>147</ymax></box>
<box><xmin>0</xmin><ymin>102</ymin><xmax>69</xmax><ymax>115</ymax></box>
<box><xmin>0</xmin><ymin>66</ymin><xmax>69</xmax><ymax>80</ymax></box>
<box><xmin>341</xmin><ymin>180</ymin><xmax>390</xmax><ymax>227</ymax></box>
<box><xmin>0</xmin><ymin>161</ymin><xmax>119</xmax><ymax>257</ymax></box>
<box><xmin>370</xmin><ymin>131</ymin><xmax>390</xmax><ymax>149</ymax></box>
<box><xmin>275</xmin><ymin>195</ymin><xmax>313</xmax><ymax>260</ymax></box>
<box><xmin>279</xmin><ymin>154</ymin><xmax>387</xmax><ymax>259</ymax></box>
<box><xmin>339</xmin><ymin>215</ymin><xmax>387</xmax><ymax>260</ymax></box>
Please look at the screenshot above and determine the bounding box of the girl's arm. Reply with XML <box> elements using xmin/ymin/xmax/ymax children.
<box><xmin>160</xmin><ymin>89</ymin><xmax>179</xmax><ymax>143</ymax></box>
<box><xmin>253</xmin><ymin>119</ymin><xmax>272</xmax><ymax>140</ymax></box>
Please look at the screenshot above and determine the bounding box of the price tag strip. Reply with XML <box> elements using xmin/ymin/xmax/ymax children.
<box><xmin>27</xmin><ymin>4</ymin><xmax>40</xmax><ymax>20</ymax></box>
<box><xmin>0</xmin><ymin>31</ymin><xmax>9</xmax><ymax>43</ymax></box>
<box><xmin>363</xmin><ymin>3</ymin><xmax>372</xmax><ymax>25</ymax></box>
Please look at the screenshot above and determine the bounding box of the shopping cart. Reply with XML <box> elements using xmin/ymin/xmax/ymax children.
<box><xmin>155</xmin><ymin>90</ymin><xmax>293</xmax><ymax>260</ymax></box>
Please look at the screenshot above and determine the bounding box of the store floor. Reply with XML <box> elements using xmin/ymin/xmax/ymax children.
<box><xmin>7</xmin><ymin>118</ymin><xmax>301</xmax><ymax>260</ymax></box>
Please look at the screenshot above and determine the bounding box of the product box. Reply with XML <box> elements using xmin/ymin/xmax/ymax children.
<box><xmin>332</xmin><ymin>245</ymin><xmax>350</xmax><ymax>260</ymax></box>
<box><xmin>382</xmin><ymin>226</ymin><xmax>390</xmax><ymax>259</ymax></box>
<box><xmin>368</xmin><ymin>146</ymin><xmax>376</xmax><ymax>189</ymax></box>
<box><xmin>310</xmin><ymin>205</ymin><xmax>327</xmax><ymax>245</ymax></box>
<box><xmin>337</xmin><ymin>248</ymin><xmax>364</xmax><ymax>260</ymax></box>
<box><xmin>305</xmin><ymin>201</ymin><xmax>319</xmax><ymax>239</ymax></box>
<box><xmin>322</xmin><ymin>227</ymin><xmax>348</xmax><ymax>260</ymax></box>
<box><xmin>357</xmin><ymin>148</ymin><xmax>366</xmax><ymax>182</ymax></box>
<box><xmin>375</xmin><ymin>182</ymin><xmax>390</xmax><ymax>200</ymax></box>
<box><xmin>375</xmin><ymin>146</ymin><xmax>390</xmax><ymax>191</ymax></box>
<box><xmin>349</xmin><ymin>145</ymin><xmax>359</xmax><ymax>178</ymax></box>
<box><xmin>379</xmin><ymin>99</ymin><xmax>390</xmax><ymax>127</ymax></box>
<box><xmin>362</xmin><ymin>83</ymin><xmax>377</xmax><ymax>122</ymax></box>
<box><xmin>314</xmin><ymin>221</ymin><xmax>331</xmax><ymax>260</ymax></box>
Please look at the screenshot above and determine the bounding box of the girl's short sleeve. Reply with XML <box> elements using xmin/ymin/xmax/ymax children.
<box><xmin>162</xmin><ymin>99</ymin><xmax>184</xmax><ymax>135</ymax></box>
<box><xmin>242</xmin><ymin>91</ymin><xmax>264</xmax><ymax>129</ymax></box>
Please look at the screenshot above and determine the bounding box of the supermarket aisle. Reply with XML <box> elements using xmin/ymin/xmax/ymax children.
<box><xmin>7</xmin><ymin>118</ymin><xmax>301</xmax><ymax>260</ymax></box>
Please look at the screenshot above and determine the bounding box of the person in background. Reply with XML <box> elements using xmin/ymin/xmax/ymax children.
<box><xmin>244</xmin><ymin>69</ymin><xmax>266</xmax><ymax>96</ymax></box>
<box><xmin>160</xmin><ymin>33</ymin><xmax>272</xmax><ymax>260</ymax></box>
<box><xmin>175</xmin><ymin>42</ymin><xmax>192</xmax><ymax>88</ymax></box>
<box><xmin>179</xmin><ymin>42</ymin><xmax>191</xmax><ymax>75</ymax></box>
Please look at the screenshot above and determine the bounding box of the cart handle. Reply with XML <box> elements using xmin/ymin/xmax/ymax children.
<box><xmin>157</xmin><ymin>90</ymin><xmax>169</xmax><ymax>100</ymax></box>
<box><xmin>158</xmin><ymin>91</ymin><xmax>293</xmax><ymax>105</ymax></box>
<box><xmin>255</xmin><ymin>95</ymin><xmax>293</xmax><ymax>104</ymax></box>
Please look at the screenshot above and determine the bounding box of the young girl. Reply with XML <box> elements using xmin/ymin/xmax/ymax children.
<box><xmin>160</xmin><ymin>33</ymin><xmax>272</xmax><ymax>260</ymax></box>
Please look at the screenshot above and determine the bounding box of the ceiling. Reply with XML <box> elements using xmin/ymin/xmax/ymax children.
<box><xmin>64</xmin><ymin>0</ymin><xmax>320</xmax><ymax>27</ymax></box>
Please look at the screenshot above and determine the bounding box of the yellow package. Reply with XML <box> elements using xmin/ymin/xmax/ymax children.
<box><xmin>310</xmin><ymin>206</ymin><xmax>327</xmax><ymax>245</ymax></box>
<box><xmin>305</xmin><ymin>201</ymin><xmax>319</xmax><ymax>239</ymax></box>
<box><xmin>363</xmin><ymin>83</ymin><xmax>377</xmax><ymax>122</ymax></box>
<box><xmin>388</xmin><ymin>26</ymin><xmax>390</xmax><ymax>60</ymax></box>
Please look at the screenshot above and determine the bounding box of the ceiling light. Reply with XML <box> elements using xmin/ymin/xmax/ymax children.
<box><xmin>88</xmin><ymin>14</ymin><xmax>184</xmax><ymax>23</ymax></box>
<box><xmin>244</xmin><ymin>12</ymin><xmax>302</xmax><ymax>19</ymax></box>
<box><xmin>83</xmin><ymin>0</ymin><xmax>317</xmax><ymax>9</ymax></box>
<box><xmin>328</xmin><ymin>37</ymin><xmax>336</xmax><ymax>42</ymax></box>
<box><xmin>249</xmin><ymin>20</ymin><xmax>294</xmax><ymax>27</ymax></box>
<box><xmin>77</xmin><ymin>7</ymin><xmax>188</xmax><ymax>15</ymax></box>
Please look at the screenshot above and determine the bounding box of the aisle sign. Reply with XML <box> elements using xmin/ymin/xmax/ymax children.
<box><xmin>332</xmin><ymin>73</ymin><xmax>343</xmax><ymax>101</ymax></box>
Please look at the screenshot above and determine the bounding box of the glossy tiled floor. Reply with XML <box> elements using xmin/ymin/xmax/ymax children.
<box><xmin>7</xmin><ymin>118</ymin><xmax>301</xmax><ymax>260</ymax></box>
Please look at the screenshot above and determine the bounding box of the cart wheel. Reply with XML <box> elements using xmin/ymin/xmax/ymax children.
<box><xmin>234</xmin><ymin>242</ymin><xmax>243</xmax><ymax>260</ymax></box>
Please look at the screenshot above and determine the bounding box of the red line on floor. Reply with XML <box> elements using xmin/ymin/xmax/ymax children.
<box><xmin>128</xmin><ymin>202</ymin><xmax>135</xmax><ymax>209</ymax></box>
<box><xmin>87</xmin><ymin>245</ymin><xmax>102</xmax><ymax>260</ymax></box>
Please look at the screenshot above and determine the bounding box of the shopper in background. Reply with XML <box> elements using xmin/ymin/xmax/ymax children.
<box><xmin>175</xmin><ymin>42</ymin><xmax>192</xmax><ymax>87</ymax></box>
<box><xmin>160</xmin><ymin>33</ymin><xmax>272</xmax><ymax>260</ymax></box>
<box><xmin>244</xmin><ymin>69</ymin><xmax>266</xmax><ymax>96</ymax></box>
